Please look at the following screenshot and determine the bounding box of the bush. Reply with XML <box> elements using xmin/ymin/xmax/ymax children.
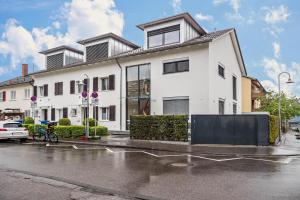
<box><xmin>90</xmin><ymin>126</ymin><xmax>108</xmax><ymax>136</ymax></box>
<box><xmin>27</xmin><ymin>124</ymin><xmax>47</xmax><ymax>136</ymax></box>
<box><xmin>130</xmin><ymin>115</ymin><xmax>188</xmax><ymax>141</ymax></box>
<box><xmin>24</xmin><ymin>117</ymin><xmax>34</xmax><ymax>124</ymax></box>
<box><xmin>83</xmin><ymin>118</ymin><xmax>96</xmax><ymax>127</ymax></box>
<box><xmin>54</xmin><ymin>125</ymin><xmax>107</xmax><ymax>138</ymax></box>
<box><xmin>269</xmin><ymin>115</ymin><xmax>279</xmax><ymax>144</ymax></box>
<box><xmin>59</xmin><ymin>118</ymin><xmax>71</xmax><ymax>126</ymax></box>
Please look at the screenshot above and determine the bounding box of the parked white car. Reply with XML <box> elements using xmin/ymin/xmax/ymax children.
<box><xmin>0</xmin><ymin>121</ymin><xmax>28</xmax><ymax>142</ymax></box>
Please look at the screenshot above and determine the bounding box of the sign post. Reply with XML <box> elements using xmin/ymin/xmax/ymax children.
<box><xmin>30</xmin><ymin>96</ymin><xmax>37</xmax><ymax>135</ymax></box>
<box><xmin>91</xmin><ymin>92</ymin><xmax>99</xmax><ymax>137</ymax></box>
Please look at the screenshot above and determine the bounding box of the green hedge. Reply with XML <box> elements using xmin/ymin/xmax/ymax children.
<box><xmin>24</xmin><ymin>117</ymin><xmax>34</xmax><ymax>124</ymax></box>
<box><xmin>54</xmin><ymin>125</ymin><xmax>108</xmax><ymax>138</ymax></box>
<box><xmin>269</xmin><ymin>115</ymin><xmax>279</xmax><ymax>144</ymax></box>
<box><xmin>130</xmin><ymin>115</ymin><xmax>188</xmax><ymax>141</ymax></box>
<box><xmin>59</xmin><ymin>118</ymin><xmax>71</xmax><ymax>126</ymax></box>
<box><xmin>83</xmin><ymin>118</ymin><xmax>96</xmax><ymax>127</ymax></box>
<box><xmin>26</xmin><ymin>124</ymin><xmax>47</xmax><ymax>136</ymax></box>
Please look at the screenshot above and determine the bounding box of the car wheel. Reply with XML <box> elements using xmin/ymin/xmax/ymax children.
<box><xmin>20</xmin><ymin>138</ymin><xmax>27</xmax><ymax>143</ymax></box>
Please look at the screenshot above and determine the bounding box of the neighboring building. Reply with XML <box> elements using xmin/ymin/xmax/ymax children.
<box><xmin>0</xmin><ymin>64</ymin><xmax>33</xmax><ymax>120</ymax></box>
<box><xmin>242</xmin><ymin>76</ymin><xmax>266</xmax><ymax>112</ymax></box>
<box><xmin>31</xmin><ymin>13</ymin><xmax>247</xmax><ymax>131</ymax></box>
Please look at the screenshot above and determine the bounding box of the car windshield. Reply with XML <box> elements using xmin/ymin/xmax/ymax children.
<box><xmin>3</xmin><ymin>123</ymin><xmax>22</xmax><ymax>128</ymax></box>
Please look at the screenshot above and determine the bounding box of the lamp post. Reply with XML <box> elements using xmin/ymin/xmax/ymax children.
<box><xmin>77</xmin><ymin>74</ymin><xmax>90</xmax><ymax>138</ymax></box>
<box><xmin>277</xmin><ymin>72</ymin><xmax>294</xmax><ymax>142</ymax></box>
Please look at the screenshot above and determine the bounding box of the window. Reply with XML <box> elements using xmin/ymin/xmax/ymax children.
<box><xmin>54</xmin><ymin>82</ymin><xmax>63</xmax><ymax>95</ymax></box>
<box><xmin>126</xmin><ymin>64</ymin><xmax>151</xmax><ymax>128</ymax></box>
<box><xmin>233</xmin><ymin>103</ymin><xmax>237</xmax><ymax>114</ymax></box>
<box><xmin>219</xmin><ymin>99</ymin><xmax>225</xmax><ymax>115</ymax></box>
<box><xmin>71</xmin><ymin>108</ymin><xmax>77</xmax><ymax>117</ymax></box>
<box><xmin>101</xmin><ymin>78</ymin><xmax>109</xmax><ymax>91</ymax></box>
<box><xmin>233</xmin><ymin>76</ymin><xmax>237</xmax><ymax>100</ymax></box>
<box><xmin>70</xmin><ymin>80</ymin><xmax>75</xmax><ymax>94</ymax></box>
<box><xmin>163</xmin><ymin>60</ymin><xmax>189</xmax><ymax>74</ymax></box>
<box><xmin>163</xmin><ymin>97</ymin><xmax>189</xmax><ymax>115</ymax></box>
<box><xmin>24</xmin><ymin>89</ymin><xmax>30</xmax><ymax>99</ymax></box>
<box><xmin>76</xmin><ymin>81</ymin><xmax>83</xmax><ymax>93</ymax></box>
<box><xmin>24</xmin><ymin>110</ymin><xmax>31</xmax><ymax>117</ymax></box>
<box><xmin>101</xmin><ymin>107</ymin><xmax>109</xmax><ymax>120</ymax></box>
<box><xmin>0</xmin><ymin>91</ymin><xmax>5</xmax><ymax>102</ymax></box>
<box><xmin>218</xmin><ymin>64</ymin><xmax>225</xmax><ymax>78</ymax></box>
<box><xmin>3</xmin><ymin>123</ymin><xmax>22</xmax><ymax>128</ymax></box>
<box><xmin>39</xmin><ymin>86</ymin><xmax>44</xmax><ymax>97</ymax></box>
<box><xmin>10</xmin><ymin>91</ymin><xmax>16</xmax><ymax>100</ymax></box>
<box><xmin>148</xmin><ymin>25</ymin><xmax>180</xmax><ymax>48</ymax></box>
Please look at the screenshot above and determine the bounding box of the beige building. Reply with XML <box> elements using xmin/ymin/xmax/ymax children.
<box><xmin>242</xmin><ymin>76</ymin><xmax>266</xmax><ymax>112</ymax></box>
<box><xmin>0</xmin><ymin>64</ymin><xmax>33</xmax><ymax>120</ymax></box>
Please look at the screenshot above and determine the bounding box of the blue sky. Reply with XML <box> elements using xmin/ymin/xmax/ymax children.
<box><xmin>0</xmin><ymin>0</ymin><xmax>299</xmax><ymax>96</ymax></box>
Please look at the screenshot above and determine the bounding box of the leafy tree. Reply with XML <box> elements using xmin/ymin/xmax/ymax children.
<box><xmin>257</xmin><ymin>91</ymin><xmax>300</xmax><ymax>121</ymax></box>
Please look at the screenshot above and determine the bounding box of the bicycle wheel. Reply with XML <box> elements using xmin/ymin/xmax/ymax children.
<box><xmin>32</xmin><ymin>132</ymin><xmax>46</xmax><ymax>142</ymax></box>
<box><xmin>49</xmin><ymin>133</ymin><xmax>58</xmax><ymax>143</ymax></box>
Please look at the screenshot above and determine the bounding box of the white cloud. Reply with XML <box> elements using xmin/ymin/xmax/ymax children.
<box><xmin>261</xmin><ymin>58</ymin><xmax>300</xmax><ymax>96</ymax></box>
<box><xmin>0</xmin><ymin>0</ymin><xmax>124</xmax><ymax>72</ymax></box>
<box><xmin>195</xmin><ymin>12</ymin><xmax>214</xmax><ymax>22</ymax></box>
<box><xmin>264</xmin><ymin>5</ymin><xmax>290</xmax><ymax>24</ymax></box>
<box><xmin>213</xmin><ymin>0</ymin><xmax>242</xmax><ymax>21</ymax></box>
<box><xmin>272</xmin><ymin>42</ymin><xmax>280</xmax><ymax>58</ymax></box>
<box><xmin>261</xmin><ymin>80</ymin><xmax>278</xmax><ymax>92</ymax></box>
<box><xmin>262</xmin><ymin>5</ymin><xmax>290</xmax><ymax>36</ymax></box>
<box><xmin>172</xmin><ymin>0</ymin><xmax>181</xmax><ymax>14</ymax></box>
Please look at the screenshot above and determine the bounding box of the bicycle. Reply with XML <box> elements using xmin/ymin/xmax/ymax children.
<box><xmin>32</xmin><ymin>123</ymin><xmax>58</xmax><ymax>143</ymax></box>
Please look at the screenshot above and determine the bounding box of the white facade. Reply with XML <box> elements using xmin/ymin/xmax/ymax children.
<box><xmin>0</xmin><ymin>83</ymin><xmax>33</xmax><ymax>118</ymax></box>
<box><xmin>28</xmin><ymin>14</ymin><xmax>247</xmax><ymax>131</ymax></box>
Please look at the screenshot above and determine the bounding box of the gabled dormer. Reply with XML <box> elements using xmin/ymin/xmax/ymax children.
<box><xmin>77</xmin><ymin>33</ymin><xmax>139</xmax><ymax>63</ymax></box>
<box><xmin>137</xmin><ymin>13</ymin><xmax>206</xmax><ymax>50</ymax></box>
<box><xmin>39</xmin><ymin>45</ymin><xmax>83</xmax><ymax>70</ymax></box>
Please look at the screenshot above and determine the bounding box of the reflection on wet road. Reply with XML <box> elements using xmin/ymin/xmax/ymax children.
<box><xmin>1</xmin><ymin>142</ymin><xmax>300</xmax><ymax>200</ymax></box>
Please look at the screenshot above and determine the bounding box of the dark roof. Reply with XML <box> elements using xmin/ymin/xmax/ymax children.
<box><xmin>77</xmin><ymin>33</ymin><xmax>140</xmax><ymax>49</ymax></box>
<box><xmin>31</xmin><ymin>29</ymin><xmax>233</xmax><ymax>76</ymax></box>
<box><xmin>0</xmin><ymin>76</ymin><xmax>33</xmax><ymax>88</ymax></box>
<box><xmin>137</xmin><ymin>12</ymin><xmax>206</xmax><ymax>35</ymax></box>
<box><xmin>39</xmin><ymin>45</ymin><xmax>83</xmax><ymax>55</ymax></box>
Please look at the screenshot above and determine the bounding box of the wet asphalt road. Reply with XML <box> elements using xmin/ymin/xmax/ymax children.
<box><xmin>0</xmin><ymin>141</ymin><xmax>300</xmax><ymax>200</ymax></box>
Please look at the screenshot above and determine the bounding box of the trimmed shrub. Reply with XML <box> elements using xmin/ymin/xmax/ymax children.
<box><xmin>59</xmin><ymin>118</ymin><xmax>71</xmax><ymax>126</ymax></box>
<box><xmin>54</xmin><ymin>126</ymin><xmax>72</xmax><ymax>138</ymax></box>
<box><xmin>90</xmin><ymin>126</ymin><xmax>108</xmax><ymax>136</ymax></box>
<box><xmin>27</xmin><ymin>124</ymin><xmax>47</xmax><ymax>135</ymax></box>
<box><xmin>69</xmin><ymin>125</ymin><xmax>86</xmax><ymax>138</ymax></box>
<box><xmin>269</xmin><ymin>115</ymin><xmax>279</xmax><ymax>144</ymax></box>
<box><xmin>83</xmin><ymin>118</ymin><xmax>96</xmax><ymax>127</ymax></box>
<box><xmin>130</xmin><ymin>115</ymin><xmax>188</xmax><ymax>141</ymax></box>
<box><xmin>24</xmin><ymin>117</ymin><xmax>34</xmax><ymax>124</ymax></box>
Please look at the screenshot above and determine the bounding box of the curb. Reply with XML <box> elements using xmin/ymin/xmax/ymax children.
<box><xmin>57</xmin><ymin>140</ymin><xmax>300</xmax><ymax>157</ymax></box>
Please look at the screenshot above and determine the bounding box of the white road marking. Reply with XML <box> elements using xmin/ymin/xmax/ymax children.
<box><xmin>44</xmin><ymin>143</ymin><xmax>298</xmax><ymax>164</ymax></box>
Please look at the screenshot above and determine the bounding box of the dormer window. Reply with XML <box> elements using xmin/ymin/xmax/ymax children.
<box><xmin>148</xmin><ymin>25</ymin><xmax>180</xmax><ymax>48</ymax></box>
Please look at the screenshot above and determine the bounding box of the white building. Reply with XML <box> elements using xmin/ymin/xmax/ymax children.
<box><xmin>31</xmin><ymin>13</ymin><xmax>247</xmax><ymax>131</ymax></box>
<box><xmin>0</xmin><ymin>64</ymin><xmax>33</xmax><ymax>120</ymax></box>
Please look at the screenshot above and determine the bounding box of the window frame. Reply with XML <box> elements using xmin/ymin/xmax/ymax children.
<box><xmin>101</xmin><ymin>107</ymin><xmax>109</xmax><ymax>121</ymax></box>
<box><xmin>10</xmin><ymin>90</ymin><xmax>16</xmax><ymax>101</ymax></box>
<box><xmin>100</xmin><ymin>77</ymin><xmax>109</xmax><ymax>91</ymax></box>
<box><xmin>218</xmin><ymin>99</ymin><xmax>225</xmax><ymax>115</ymax></box>
<box><xmin>233</xmin><ymin>103</ymin><xmax>237</xmax><ymax>114</ymax></box>
<box><xmin>24</xmin><ymin>88</ymin><xmax>30</xmax><ymax>99</ymax></box>
<box><xmin>163</xmin><ymin>59</ymin><xmax>189</xmax><ymax>74</ymax></box>
<box><xmin>163</xmin><ymin>97</ymin><xmax>189</xmax><ymax>115</ymax></box>
<box><xmin>218</xmin><ymin>64</ymin><xmax>225</xmax><ymax>78</ymax></box>
<box><xmin>232</xmin><ymin>75</ymin><xmax>237</xmax><ymax>101</ymax></box>
<box><xmin>147</xmin><ymin>25</ymin><xmax>180</xmax><ymax>48</ymax></box>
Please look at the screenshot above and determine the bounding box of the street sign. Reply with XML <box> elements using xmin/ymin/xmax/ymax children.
<box><xmin>91</xmin><ymin>98</ymin><xmax>99</xmax><ymax>106</ymax></box>
<box><xmin>91</xmin><ymin>91</ymin><xmax>98</xmax><ymax>99</ymax></box>
<box><xmin>31</xmin><ymin>96</ymin><xmax>37</xmax><ymax>102</ymax></box>
<box><xmin>82</xmin><ymin>98</ymin><xmax>89</xmax><ymax>107</ymax></box>
<box><xmin>30</xmin><ymin>102</ymin><xmax>37</xmax><ymax>108</ymax></box>
<box><xmin>81</xmin><ymin>91</ymin><xmax>88</xmax><ymax>98</ymax></box>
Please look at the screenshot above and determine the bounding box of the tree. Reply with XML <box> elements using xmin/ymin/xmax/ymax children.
<box><xmin>257</xmin><ymin>91</ymin><xmax>300</xmax><ymax>121</ymax></box>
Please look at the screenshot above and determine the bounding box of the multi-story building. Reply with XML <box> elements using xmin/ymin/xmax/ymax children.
<box><xmin>31</xmin><ymin>13</ymin><xmax>247</xmax><ymax>131</ymax></box>
<box><xmin>0</xmin><ymin>64</ymin><xmax>33</xmax><ymax>120</ymax></box>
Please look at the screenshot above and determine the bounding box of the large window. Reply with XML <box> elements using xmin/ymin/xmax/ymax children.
<box><xmin>101</xmin><ymin>78</ymin><xmax>109</xmax><ymax>91</ymax></box>
<box><xmin>148</xmin><ymin>25</ymin><xmax>180</xmax><ymax>48</ymax></box>
<box><xmin>163</xmin><ymin>97</ymin><xmax>189</xmax><ymax>115</ymax></box>
<box><xmin>126</xmin><ymin>64</ymin><xmax>151</xmax><ymax>128</ymax></box>
<box><xmin>101</xmin><ymin>107</ymin><xmax>109</xmax><ymax>120</ymax></box>
<box><xmin>219</xmin><ymin>99</ymin><xmax>225</xmax><ymax>115</ymax></box>
<box><xmin>163</xmin><ymin>60</ymin><xmax>189</xmax><ymax>74</ymax></box>
<box><xmin>233</xmin><ymin>76</ymin><xmax>237</xmax><ymax>100</ymax></box>
<box><xmin>54</xmin><ymin>82</ymin><xmax>63</xmax><ymax>95</ymax></box>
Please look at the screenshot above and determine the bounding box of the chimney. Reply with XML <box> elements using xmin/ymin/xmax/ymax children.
<box><xmin>22</xmin><ymin>64</ymin><xmax>28</xmax><ymax>76</ymax></box>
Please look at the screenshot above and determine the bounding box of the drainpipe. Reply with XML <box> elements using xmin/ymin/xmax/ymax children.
<box><xmin>115</xmin><ymin>58</ymin><xmax>123</xmax><ymax>131</ymax></box>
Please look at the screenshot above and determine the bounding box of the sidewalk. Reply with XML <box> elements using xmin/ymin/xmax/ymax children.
<box><xmin>58</xmin><ymin>132</ymin><xmax>300</xmax><ymax>156</ymax></box>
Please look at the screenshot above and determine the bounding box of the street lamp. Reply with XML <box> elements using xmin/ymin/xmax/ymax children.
<box><xmin>278</xmin><ymin>72</ymin><xmax>294</xmax><ymax>142</ymax></box>
<box><xmin>77</xmin><ymin>74</ymin><xmax>90</xmax><ymax>138</ymax></box>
